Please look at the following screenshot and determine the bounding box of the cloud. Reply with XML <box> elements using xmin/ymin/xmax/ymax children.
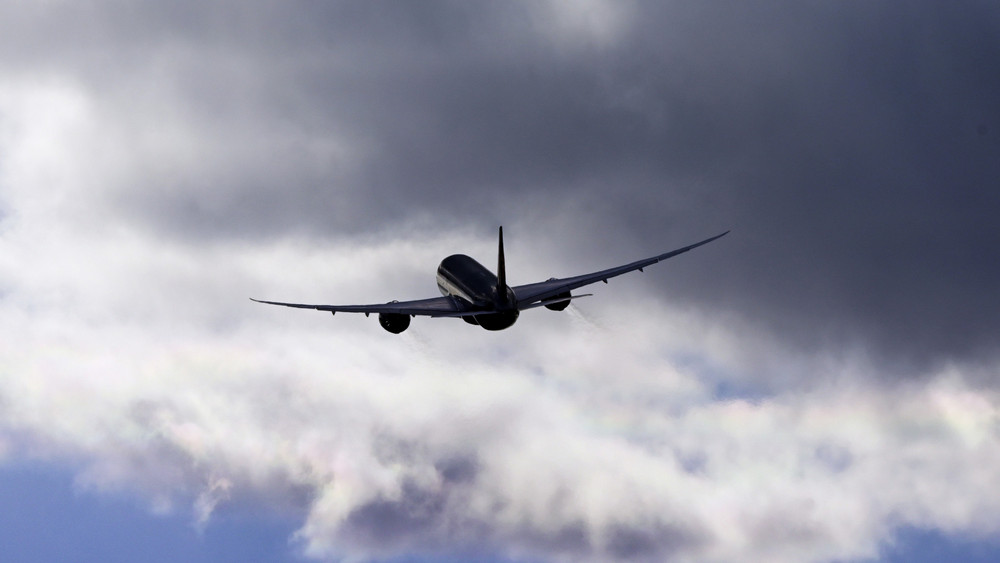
<box><xmin>2</xmin><ymin>166</ymin><xmax>1000</xmax><ymax>560</ymax></box>
<box><xmin>2</xmin><ymin>2</ymin><xmax>1000</xmax><ymax>562</ymax></box>
<box><xmin>4</xmin><ymin>1</ymin><xmax>996</xmax><ymax>369</ymax></box>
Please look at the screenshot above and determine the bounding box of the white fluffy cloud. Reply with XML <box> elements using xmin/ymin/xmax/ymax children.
<box><xmin>3</xmin><ymin>204</ymin><xmax>999</xmax><ymax>562</ymax></box>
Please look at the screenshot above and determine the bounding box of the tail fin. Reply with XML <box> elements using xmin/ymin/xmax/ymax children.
<box><xmin>497</xmin><ymin>226</ymin><xmax>509</xmax><ymax>305</ymax></box>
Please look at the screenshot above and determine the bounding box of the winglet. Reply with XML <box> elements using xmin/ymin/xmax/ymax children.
<box><xmin>497</xmin><ymin>226</ymin><xmax>509</xmax><ymax>306</ymax></box>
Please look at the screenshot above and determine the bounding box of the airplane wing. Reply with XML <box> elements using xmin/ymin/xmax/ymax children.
<box><xmin>249</xmin><ymin>295</ymin><xmax>483</xmax><ymax>317</ymax></box>
<box><xmin>512</xmin><ymin>231</ymin><xmax>729</xmax><ymax>309</ymax></box>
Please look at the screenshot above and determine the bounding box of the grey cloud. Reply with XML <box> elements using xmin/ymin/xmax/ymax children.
<box><xmin>5</xmin><ymin>1</ymin><xmax>990</xmax><ymax>370</ymax></box>
<box><xmin>604</xmin><ymin>522</ymin><xmax>706</xmax><ymax>561</ymax></box>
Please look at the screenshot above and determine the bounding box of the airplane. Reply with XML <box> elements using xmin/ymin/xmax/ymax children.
<box><xmin>251</xmin><ymin>227</ymin><xmax>728</xmax><ymax>333</ymax></box>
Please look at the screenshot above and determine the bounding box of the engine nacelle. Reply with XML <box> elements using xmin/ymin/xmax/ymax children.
<box><xmin>378</xmin><ymin>312</ymin><xmax>411</xmax><ymax>334</ymax></box>
<box><xmin>544</xmin><ymin>291</ymin><xmax>572</xmax><ymax>311</ymax></box>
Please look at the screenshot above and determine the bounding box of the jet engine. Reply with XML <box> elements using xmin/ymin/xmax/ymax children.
<box><xmin>544</xmin><ymin>291</ymin><xmax>572</xmax><ymax>311</ymax></box>
<box><xmin>378</xmin><ymin>312</ymin><xmax>411</xmax><ymax>334</ymax></box>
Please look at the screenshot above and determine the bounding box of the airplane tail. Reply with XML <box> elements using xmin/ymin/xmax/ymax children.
<box><xmin>497</xmin><ymin>226</ymin><xmax>509</xmax><ymax>306</ymax></box>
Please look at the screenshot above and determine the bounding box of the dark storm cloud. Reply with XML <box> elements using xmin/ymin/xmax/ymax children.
<box><xmin>5</xmin><ymin>1</ymin><xmax>998</xmax><ymax>370</ymax></box>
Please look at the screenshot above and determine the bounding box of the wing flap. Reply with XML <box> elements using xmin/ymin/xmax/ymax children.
<box><xmin>517</xmin><ymin>293</ymin><xmax>593</xmax><ymax>311</ymax></box>
<box><xmin>250</xmin><ymin>296</ymin><xmax>483</xmax><ymax>317</ymax></box>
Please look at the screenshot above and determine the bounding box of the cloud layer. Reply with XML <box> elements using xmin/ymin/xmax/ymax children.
<box><xmin>2</xmin><ymin>2</ymin><xmax>1000</xmax><ymax>562</ymax></box>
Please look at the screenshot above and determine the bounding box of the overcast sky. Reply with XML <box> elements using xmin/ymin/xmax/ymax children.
<box><xmin>1</xmin><ymin>1</ymin><xmax>999</xmax><ymax>562</ymax></box>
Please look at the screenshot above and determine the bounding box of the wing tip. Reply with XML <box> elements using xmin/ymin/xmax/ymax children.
<box><xmin>698</xmin><ymin>230</ymin><xmax>730</xmax><ymax>246</ymax></box>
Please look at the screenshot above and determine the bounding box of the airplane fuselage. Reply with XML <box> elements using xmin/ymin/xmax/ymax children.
<box><xmin>436</xmin><ymin>254</ymin><xmax>518</xmax><ymax>330</ymax></box>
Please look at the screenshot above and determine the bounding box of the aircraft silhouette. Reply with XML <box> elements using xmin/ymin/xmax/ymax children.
<box><xmin>252</xmin><ymin>228</ymin><xmax>728</xmax><ymax>333</ymax></box>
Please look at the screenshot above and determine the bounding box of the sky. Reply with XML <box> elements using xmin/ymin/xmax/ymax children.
<box><xmin>1</xmin><ymin>1</ymin><xmax>999</xmax><ymax>562</ymax></box>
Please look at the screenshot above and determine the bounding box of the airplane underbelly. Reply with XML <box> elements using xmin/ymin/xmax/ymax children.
<box><xmin>474</xmin><ymin>310</ymin><xmax>519</xmax><ymax>331</ymax></box>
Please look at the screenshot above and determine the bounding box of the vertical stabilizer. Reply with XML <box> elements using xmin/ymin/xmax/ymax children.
<box><xmin>497</xmin><ymin>226</ymin><xmax>509</xmax><ymax>305</ymax></box>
